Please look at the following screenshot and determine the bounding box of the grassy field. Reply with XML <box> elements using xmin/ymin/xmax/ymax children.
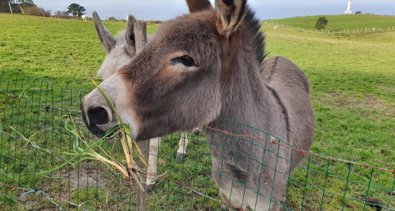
<box><xmin>266</xmin><ymin>14</ymin><xmax>395</xmax><ymax>31</ymax></box>
<box><xmin>1</xmin><ymin>13</ymin><xmax>394</xmax><ymax>210</ymax></box>
<box><xmin>0</xmin><ymin>14</ymin><xmax>158</xmax><ymax>89</ymax></box>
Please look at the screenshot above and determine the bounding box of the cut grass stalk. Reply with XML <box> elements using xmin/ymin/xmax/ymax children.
<box><xmin>66</xmin><ymin>80</ymin><xmax>148</xmax><ymax>192</ymax></box>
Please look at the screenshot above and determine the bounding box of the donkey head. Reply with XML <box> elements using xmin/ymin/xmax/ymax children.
<box><xmin>81</xmin><ymin>0</ymin><xmax>262</xmax><ymax>140</ymax></box>
<box><xmin>93</xmin><ymin>12</ymin><xmax>137</xmax><ymax>79</ymax></box>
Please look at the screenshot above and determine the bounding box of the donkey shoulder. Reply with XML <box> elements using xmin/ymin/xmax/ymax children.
<box><xmin>261</xmin><ymin>56</ymin><xmax>314</xmax><ymax>164</ymax></box>
<box><xmin>262</xmin><ymin>56</ymin><xmax>309</xmax><ymax>93</ymax></box>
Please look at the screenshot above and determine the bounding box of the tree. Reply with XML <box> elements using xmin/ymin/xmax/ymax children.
<box><xmin>355</xmin><ymin>11</ymin><xmax>362</xmax><ymax>14</ymax></box>
<box><xmin>0</xmin><ymin>0</ymin><xmax>35</xmax><ymax>13</ymax></box>
<box><xmin>17</xmin><ymin>0</ymin><xmax>35</xmax><ymax>7</ymax></box>
<box><xmin>108</xmin><ymin>16</ymin><xmax>118</xmax><ymax>21</ymax></box>
<box><xmin>315</xmin><ymin>16</ymin><xmax>328</xmax><ymax>30</ymax></box>
<box><xmin>0</xmin><ymin>0</ymin><xmax>11</xmax><ymax>13</ymax></box>
<box><xmin>66</xmin><ymin>3</ymin><xmax>85</xmax><ymax>17</ymax></box>
<box><xmin>54</xmin><ymin>10</ymin><xmax>62</xmax><ymax>17</ymax></box>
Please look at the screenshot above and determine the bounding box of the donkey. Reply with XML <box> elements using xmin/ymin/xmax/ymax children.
<box><xmin>91</xmin><ymin>10</ymin><xmax>201</xmax><ymax>189</ymax></box>
<box><xmin>81</xmin><ymin>0</ymin><xmax>314</xmax><ymax>210</ymax></box>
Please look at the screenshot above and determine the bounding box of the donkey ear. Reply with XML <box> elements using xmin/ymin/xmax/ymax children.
<box><xmin>125</xmin><ymin>15</ymin><xmax>137</xmax><ymax>56</ymax></box>
<box><xmin>92</xmin><ymin>11</ymin><xmax>116</xmax><ymax>53</ymax></box>
<box><xmin>215</xmin><ymin>0</ymin><xmax>247</xmax><ymax>37</ymax></box>
<box><xmin>186</xmin><ymin>0</ymin><xmax>213</xmax><ymax>13</ymax></box>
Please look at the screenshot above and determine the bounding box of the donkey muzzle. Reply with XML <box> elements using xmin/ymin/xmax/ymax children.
<box><xmin>81</xmin><ymin>96</ymin><xmax>116</xmax><ymax>138</ymax></box>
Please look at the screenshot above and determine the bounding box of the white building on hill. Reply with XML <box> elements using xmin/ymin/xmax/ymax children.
<box><xmin>345</xmin><ymin>0</ymin><xmax>353</xmax><ymax>14</ymax></box>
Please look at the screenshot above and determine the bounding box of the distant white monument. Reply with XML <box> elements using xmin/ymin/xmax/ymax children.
<box><xmin>345</xmin><ymin>0</ymin><xmax>352</xmax><ymax>14</ymax></box>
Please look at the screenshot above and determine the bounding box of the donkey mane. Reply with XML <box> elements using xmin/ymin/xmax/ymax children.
<box><xmin>244</xmin><ymin>7</ymin><xmax>266</xmax><ymax>68</ymax></box>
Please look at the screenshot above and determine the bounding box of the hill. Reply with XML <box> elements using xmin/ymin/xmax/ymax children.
<box><xmin>266</xmin><ymin>14</ymin><xmax>395</xmax><ymax>31</ymax></box>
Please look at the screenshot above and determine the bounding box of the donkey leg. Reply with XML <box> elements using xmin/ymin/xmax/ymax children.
<box><xmin>146</xmin><ymin>137</ymin><xmax>160</xmax><ymax>191</ymax></box>
<box><xmin>176</xmin><ymin>132</ymin><xmax>189</xmax><ymax>162</ymax></box>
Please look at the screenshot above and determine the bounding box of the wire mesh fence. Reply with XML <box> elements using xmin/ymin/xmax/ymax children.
<box><xmin>1</xmin><ymin>71</ymin><xmax>394</xmax><ymax>210</ymax></box>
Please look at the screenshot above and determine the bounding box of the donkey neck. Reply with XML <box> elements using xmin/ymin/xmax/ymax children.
<box><xmin>216</xmin><ymin>71</ymin><xmax>287</xmax><ymax>140</ymax></box>
<box><xmin>210</xmin><ymin>32</ymin><xmax>287</xmax><ymax>142</ymax></box>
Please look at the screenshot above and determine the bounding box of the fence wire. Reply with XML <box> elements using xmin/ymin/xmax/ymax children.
<box><xmin>0</xmin><ymin>71</ymin><xmax>394</xmax><ymax>210</ymax></box>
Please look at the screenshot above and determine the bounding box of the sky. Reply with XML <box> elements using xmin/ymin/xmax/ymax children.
<box><xmin>33</xmin><ymin>0</ymin><xmax>395</xmax><ymax>20</ymax></box>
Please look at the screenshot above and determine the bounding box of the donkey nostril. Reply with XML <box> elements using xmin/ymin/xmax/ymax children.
<box><xmin>87</xmin><ymin>106</ymin><xmax>110</xmax><ymax>125</ymax></box>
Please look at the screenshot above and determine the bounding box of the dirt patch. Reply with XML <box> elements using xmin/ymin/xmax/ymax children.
<box><xmin>363</xmin><ymin>95</ymin><xmax>392</xmax><ymax>110</ymax></box>
<box><xmin>327</xmin><ymin>92</ymin><xmax>390</xmax><ymax>110</ymax></box>
<box><xmin>17</xmin><ymin>167</ymin><xmax>111</xmax><ymax>210</ymax></box>
<box><xmin>320</xmin><ymin>92</ymin><xmax>394</xmax><ymax>120</ymax></box>
<box><xmin>59</xmin><ymin>167</ymin><xmax>108</xmax><ymax>189</ymax></box>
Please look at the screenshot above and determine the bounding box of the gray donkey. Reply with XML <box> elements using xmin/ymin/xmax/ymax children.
<box><xmin>82</xmin><ymin>0</ymin><xmax>314</xmax><ymax>210</ymax></box>
<box><xmin>91</xmin><ymin>11</ymin><xmax>196</xmax><ymax>189</ymax></box>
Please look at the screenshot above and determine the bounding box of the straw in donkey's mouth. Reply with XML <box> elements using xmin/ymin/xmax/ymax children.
<box><xmin>59</xmin><ymin>80</ymin><xmax>151</xmax><ymax>192</ymax></box>
<box><xmin>90</xmin><ymin>79</ymin><xmax>149</xmax><ymax>190</ymax></box>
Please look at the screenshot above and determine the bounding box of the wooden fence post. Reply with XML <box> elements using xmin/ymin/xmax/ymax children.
<box><xmin>134</xmin><ymin>20</ymin><xmax>149</xmax><ymax>211</ymax></box>
<box><xmin>8</xmin><ymin>2</ymin><xmax>12</xmax><ymax>13</ymax></box>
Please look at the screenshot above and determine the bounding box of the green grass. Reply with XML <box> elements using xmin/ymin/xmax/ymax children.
<box><xmin>0</xmin><ymin>14</ymin><xmax>159</xmax><ymax>89</ymax></box>
<box><xmin>263</xmin><ymin>25</ymin><xmax>395</xmax><ymax>165</ymax></box>
<box><xmin>266</xmin><ymin>14</ymin><xmax>395</xmax><ymax>31</ymax></box>
<box><xmin>1</xmin><ymin>13</ymin><xmax>394</xmax><ymax>210</ymax></box>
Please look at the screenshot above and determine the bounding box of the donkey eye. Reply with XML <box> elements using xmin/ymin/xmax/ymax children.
<box><xmin>170</xmin><ymin>55</ymin><xmax>197</xmax><ymax>67</ymax></box>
